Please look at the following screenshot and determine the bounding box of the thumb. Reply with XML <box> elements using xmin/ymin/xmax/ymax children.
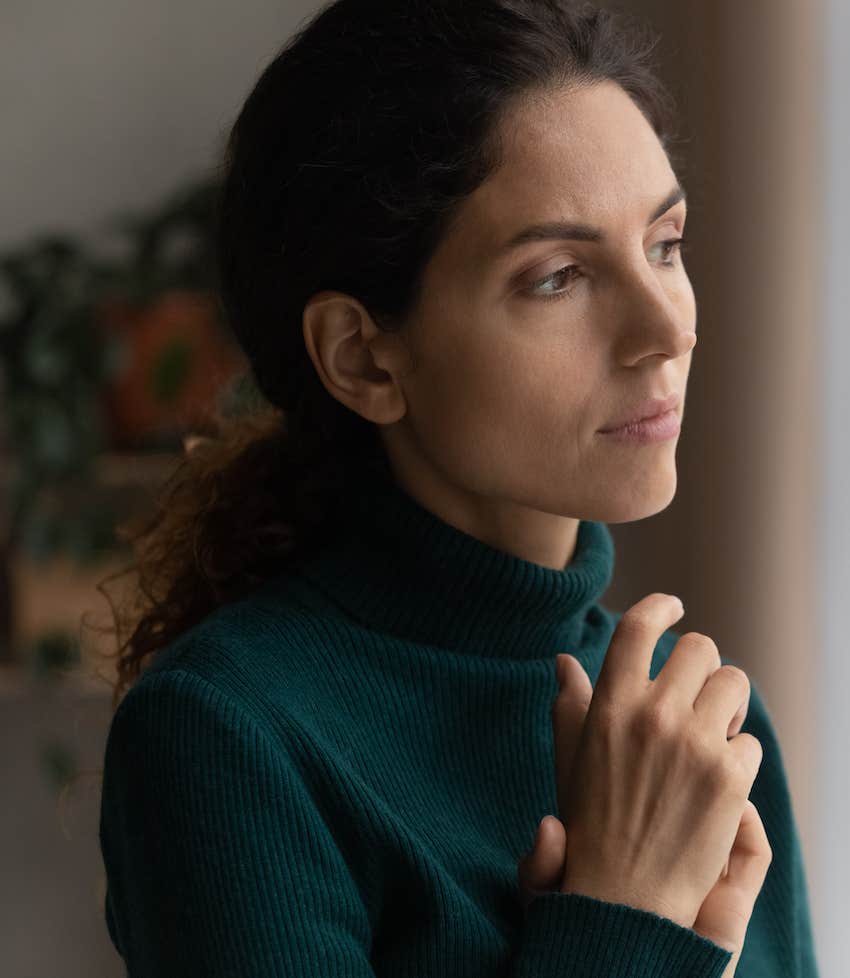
<box><xmin>552</xmin><ymin>653</ymin><xmax>594</xmax><ymax>821</ymax></box>
<box><xmin>517</xmin><ymin>815</ymin><xmax>567</xmax><ymax>910</ymax></box>
<box><xmin>692</xmin><ymin>800</ymin><xmax>773</xmax><ymax>953</ymax></box>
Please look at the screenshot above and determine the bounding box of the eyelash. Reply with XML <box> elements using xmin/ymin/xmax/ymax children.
<box><xmin>523</xmin><ymin>236</ymin><xmax>690</xmax><ymax>304</ymax></box>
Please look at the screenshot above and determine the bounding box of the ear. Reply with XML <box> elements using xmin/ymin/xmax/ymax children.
<box><xmin>301</xmin><ymin>290</ymin><xmax>410</xmax><ymax>423</ymax></box>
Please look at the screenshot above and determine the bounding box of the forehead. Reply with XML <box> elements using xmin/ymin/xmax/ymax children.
<box><xmin>451</xmin><ymin>80</ymin><xmax>678</xmax><ymax>261</ymax></box>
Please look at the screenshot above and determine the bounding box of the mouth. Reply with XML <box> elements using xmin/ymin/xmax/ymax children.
<box><xmin>598</xmin><ymin>392</ymin><xmax>682</xmax><ymax>433</ymax></box>
<box><xmin>598</xmin><ymin>407</ymin><xmax>681</xmax><ymax>443</ymax></box>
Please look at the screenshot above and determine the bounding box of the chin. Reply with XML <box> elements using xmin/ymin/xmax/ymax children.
<box><xmin>578</xmin><ymin>475</ymin><xmax>678</xmax><ymax>525</ymax></box>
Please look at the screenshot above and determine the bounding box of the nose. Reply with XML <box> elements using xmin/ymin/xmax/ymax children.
<box><xmin>616</xmin><ymin>262</ymin><xmax>696</xmax><ymax>362</ymax></box>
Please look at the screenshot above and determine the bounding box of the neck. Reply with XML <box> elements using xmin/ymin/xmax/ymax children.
<box><xmin>287</xmin><ymin>478</ymin><xmax>616</xmax><ymax>661</ymax></box>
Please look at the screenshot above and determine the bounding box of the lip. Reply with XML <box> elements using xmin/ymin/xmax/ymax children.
<box><xmin>598</xmin><ymin>408</ymin><xmax>681</xmax><ymax>443</ymax></box>
<box><xmin>598</xmin><ymin>392</ymin><xmax>682</xmax><ymax>433</ymax></box>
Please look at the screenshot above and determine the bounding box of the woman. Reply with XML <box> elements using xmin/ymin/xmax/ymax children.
<box><xmin>97</xmin><ymin>1</ymin><xmax>819</xmax><ymax>975</ymax></box>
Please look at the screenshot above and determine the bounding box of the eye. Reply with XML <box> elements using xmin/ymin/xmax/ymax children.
<box><xmin>522</xmin><ymin>236</ymin><xmax>690</xmax><ymax>304</ymax></box>
<box><xmin>522</xmin><ymin>265</ymin><xmax>583</xmax><ymax>303</ymax></box>
<box><xmin>651</xmin><ymin>236</ymin><xmax>689</xmax><ymax>267</ymax></box>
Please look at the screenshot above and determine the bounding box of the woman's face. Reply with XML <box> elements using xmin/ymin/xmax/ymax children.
<box><xmin>380</xmin><ymin>81</ymin><xmax>696</xmax><ymax>532</ymax></box>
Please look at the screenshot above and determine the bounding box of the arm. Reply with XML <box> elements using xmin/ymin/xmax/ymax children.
<box><xmin>99</xmin><ymin>666</ymin><xmax>734</xmax><ymax>978</ymax></box>
<box><xmin>98</xmin><ymin>668</ymin><xmax>376</xmax><ymax>977</ymax></box>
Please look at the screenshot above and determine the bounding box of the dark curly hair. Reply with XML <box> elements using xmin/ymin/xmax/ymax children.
<box><xmin>93</xmin><ymin>0</ymin><xmax>685</xmax><ymax>712</ymax></box>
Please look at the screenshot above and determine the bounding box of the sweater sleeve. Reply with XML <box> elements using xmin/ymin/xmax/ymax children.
<box><xmin>508</xmin><ymin>893</ymin><xmax>732</xmax><ymax>978</ymax></box>
<box><xmin>99</xmin><ymin>667</ymin><xmax>734</xmax><ymax>978</ymax></box>
<box><xmin>99</xmin><ymin>668</ymin><xmax>377</xmax><ymax>977</ymax></box>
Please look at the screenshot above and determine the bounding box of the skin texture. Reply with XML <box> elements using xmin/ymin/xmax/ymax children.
<box><xmin>301</xmin><ymin>79</ymin><xmax>697</xmax><ymax>569</ymax></box>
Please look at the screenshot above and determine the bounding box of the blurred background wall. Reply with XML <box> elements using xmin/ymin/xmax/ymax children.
<box><xmin>817</xmin><ymin>0</ymin><xmax>850</xmax><ymax>964</ymax></box>
<box><xmin>607</xmin><ymin>0</ymin><xmax>830</xmax><ymax>954</ymax></box>
<box><xmin>1</xmin><ymin>0</ymin><xmax>318</xmax><ymax>252</ymax></box>
<box><xmin>1</xmin><ymin>0</ymin><xmax>843</xmax><ymax>975</ymax></box>
<box><xmin>1</xmin><ymin>3</ymin><xmax>319</xmax><ymax>976</ymax></box>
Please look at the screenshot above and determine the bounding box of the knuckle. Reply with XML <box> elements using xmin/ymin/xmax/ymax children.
<box><xmin>688</xmin><ymin>735</ymin><xmax>742</xmax><ymax>793</ymax></box>
<box><xmin>619</xmin><ymin>607</ymin><xmax>656</xmax><ymax>635</ymax></box>
<box><xmin>736</xmin><ymin>732</ymin><xmax>764</xmax><ymax>771</ymax></box>
<box><xmin>703</xmin><ymin>752</ymin><xmax>744</xmax><ymax>797</ymax></box>
<box><xmin>719</xmin><ymin>751</ymin><xmax>749</xmax><ymax>791</ymax></box>
<box><xmin>635</xmin><ymin>699</ymin><xmax>679</xmax><ymax>740</ymax></box>
<box><xmin>715</xmin><ymin>664</ymin><xmax>751</xmax><ymax>697</ymax></box>
<box><xmin>679</xmin><ymin>631</ymin><xmax>721</xmax><ymax>664</ymax></box>
<box><xmin>722</xmin><ymin>744</ymin><xmax>764</xmax><ymax>796</ymax></box>
<box><xmin>690</xmin><ymin>731</ymin><xmax>719</xmax><ymax>770</ymax></box>
<box><xmin>691</xmin><ymin>729</ymin><xmax>764</xmax><ymax>800</ymax></box>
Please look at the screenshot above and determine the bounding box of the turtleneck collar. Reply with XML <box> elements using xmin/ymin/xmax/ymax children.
<box><xmin>288</xmin><ymin>478</ymin><xmax>616</xmax><ymax>661</ymax></box>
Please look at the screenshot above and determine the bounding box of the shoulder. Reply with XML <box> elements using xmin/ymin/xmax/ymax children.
<box><xmin>139</xmin><ymin>570</ymin><xmax>341</xmax><ymax>685</ymax></box>
<box><xmin>115</xmin><ymin>571</ymin><xmax>362</xmax><ymax>749</ymax></box>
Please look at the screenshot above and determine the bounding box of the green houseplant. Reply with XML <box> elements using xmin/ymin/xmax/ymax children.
<box><xmin>0</xmin><ymin>176</ymin><xmax>261</xmax><ymax>671</ymax></box>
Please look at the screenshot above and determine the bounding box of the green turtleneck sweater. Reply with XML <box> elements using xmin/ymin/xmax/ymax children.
<box><xmin>98</xmin><ymin>479</ymin><xmax>819</xmax><ymax>977</ymax></box>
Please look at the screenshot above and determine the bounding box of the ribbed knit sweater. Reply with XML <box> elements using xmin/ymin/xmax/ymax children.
<box><xmin>98</xmin><ymin>478</ymin><xmax>819</xmax><ymax>977</ymax></box>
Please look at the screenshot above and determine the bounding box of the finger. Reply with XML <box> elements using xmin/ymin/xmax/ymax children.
<box><xmin>693</xmin><ymin>665</ymin><xmax>751</xmax><ymax>743</ymax></box>
<box><xmin>691</xmin><ymin>802</ymin><xmax>771</xmax><ymax>952</ymax></box>
<box><xmin>517</xmin><ymin>816</ymin><xmax>567</xmax><ymax>908</ymax></box>
<box><xmin>652</xmin><ymin>633</ymin><xmax>721</xmax><ymax>704</ymax></box>
<box><xmin>725</xmin><ymin>732</ymin><xmax>765</xmax><ymax>790</ymax></box>
<box><xmin>595</xmin><ymin>594</ymin><xmax>685</xmax><ymax>702</ymax></box>
<box><xmin>726</xmin><ymin>695</ymin><xmax>748</xmax><ymax>740</ymax></box>
<box><xmin>718</xmin><ymin>659</ymin><xmax>749</xmax><ymax>740</ymax></box>
<box><xmin>552</xmin><ymin>655</ymin><xmax>593</xmax><ymax>818</ymax></box>
<box><xmin>654</xmin><ymin>640</ymin><xmax>750</xmax><ymax>740</ymax></box>
<box><xmin>725</xmin><ymin>800</ymin><xmax>772</xmax><ymax>892</ymax></box>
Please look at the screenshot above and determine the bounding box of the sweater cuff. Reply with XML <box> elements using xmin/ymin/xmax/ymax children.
<box><xmin>512</xmin><ymin>892</ymin><xmax>733</xmax><ymax>978</ymax></box>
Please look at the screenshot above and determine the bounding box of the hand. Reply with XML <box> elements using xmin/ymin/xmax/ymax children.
<box><xmin>518</xmin><ymin>802</ymin><xmax>771</xmax><ymax>977</ymax></box>
<box><xmin>549</xmin><ymin>594</ymin><xmax>762</xmax><ymax>927</ymax></box>
<box><xmin>518</xmin><ymin>622</ymin><xmax>772</xmax><ymax>972</ymax></box>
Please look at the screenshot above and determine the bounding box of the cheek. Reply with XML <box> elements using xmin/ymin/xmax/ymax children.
<box><xmin>407</xmin><ymin>327</ymin><xmax>593</xmax><ymax>474</ymax></box>
<box><xmin>406</xmin><ymin>338</ymin><xmax>506</xmax><ymax>444</ymax></box>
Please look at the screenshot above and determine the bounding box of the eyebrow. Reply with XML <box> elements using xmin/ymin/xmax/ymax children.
<box><xmin>497</xmin><ymin>183</ymin><xmax>687</xmax><ymax>254</ymax></box>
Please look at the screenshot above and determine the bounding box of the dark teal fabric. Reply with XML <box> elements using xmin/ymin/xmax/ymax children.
<box><xmin>99</xmin><ymin>478</ymin><xmax>819</xmax><ymax>976</ymax></box>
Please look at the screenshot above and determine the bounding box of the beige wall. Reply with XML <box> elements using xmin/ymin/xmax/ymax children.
<box><xmin>606</xmin><ymin>0</ymin><xmax>823</xmax><ymax>914</ymax></box>
<box><xmin>0</xmin><ymin>0</ymin><xmax>320</xmax><ymax>251</ymax></box>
